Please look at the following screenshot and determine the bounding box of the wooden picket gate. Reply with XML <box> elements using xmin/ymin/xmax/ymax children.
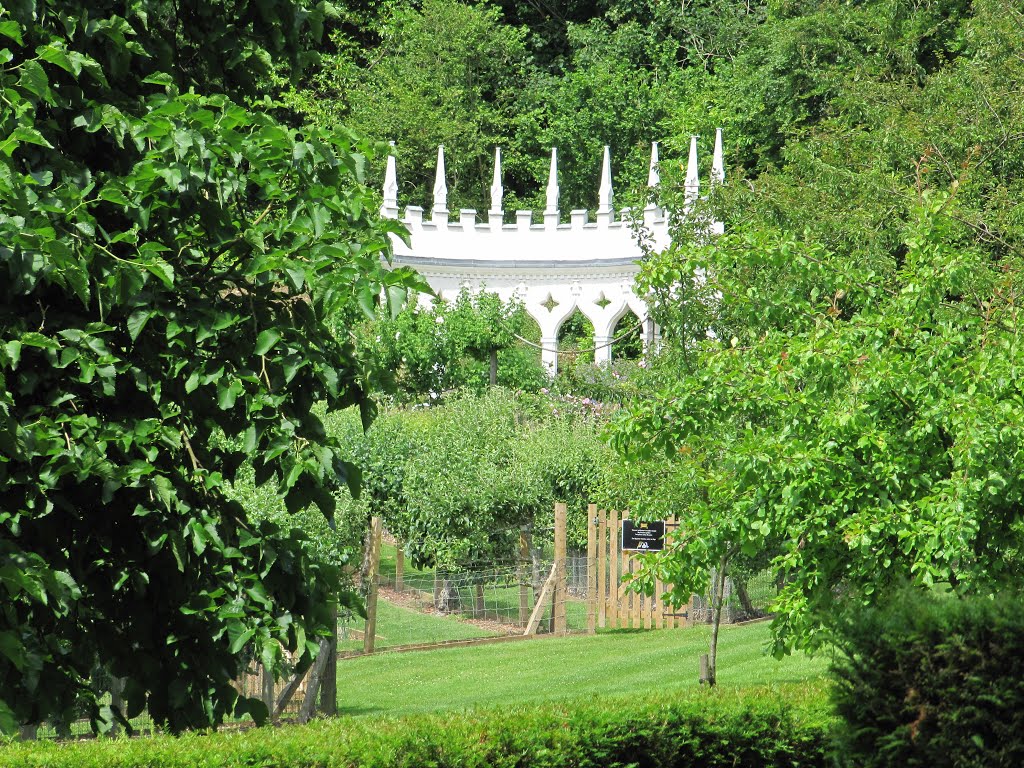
<box><xmin>587</xmin><ymin>505</ymin><xmax>688</xmax><ymax>630</ymax></box>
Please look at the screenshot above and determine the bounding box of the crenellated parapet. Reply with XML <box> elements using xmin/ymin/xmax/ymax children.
<box><xmin>381</xmin><ymin>133</ymin><xmax>724</xmax><ymax>374</ymax></box>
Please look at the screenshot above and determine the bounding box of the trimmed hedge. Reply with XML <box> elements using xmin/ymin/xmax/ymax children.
<box><xmin>0</xmin><ymin>691</ymin><xmax>833</xmax><ymax>767</ymax></box>
<box><xmin>832</xmin><ymin>590</ymin><xmax>1024</xmax><ymax>767</ymax></box>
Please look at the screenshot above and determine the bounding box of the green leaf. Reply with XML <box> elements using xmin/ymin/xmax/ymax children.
<box><xmin>142</xmin><ymin>259</ymin><xmax>175</xmax><ymax>288</ymax></box>
<box><xmin>142</xmin><ymin>72</ymin><xmax>175</xmax><ymax>86</ymax></box>
<box><xmin>36</xmin><ymin>42</ymin><xmax>74</xmax><ymax>74</ymax></box>
<box><xmin>6</xmin><ymin>126</ymin><xmax>54</xmax><ymax>154</ymax></box>
<box><xmin>254</xmin><ymin>329</ymin><xmax>282</xmax><ymax>356</ymax></box>
<box><xmin>217</xmin><ymin>381</ymin><xmax>242</xmax><ymax>410</ymax></box>
<box><xmin>19</xmin><ymin>332</ymin><xmax>59</xmax><ymax>350</ymax></box>
<box><xmin>386</xmin><ymin>284</ymin><xmax>408</xmax><ymax>321</ymax></box>
<box><xmin>228</xmin><ymin>624</ymin><xmax>255</xmax><ymax>654</ymax></box>
<box><xmin>0</xmin><ymin>21</ymin><xmax>23</xmax><ymax>46</ymax></box>
<box><xmin>17</xmin><ymin>60</ymin><xmax>50</xmax><ymax>102</ymax></box>
<box><xmin>357</xmin><ymin>285</ymin><xmax>377</xmax><ymax>320</ymax></box>
<box><xmin>0</xmin><ymin>631</ymin><xmax>26</xmax><ymax>670</ymax></box>
<box><xmin>126</xmin><ymin>309</ymin><xmax>154</xmax><ymax>342</ymax></box>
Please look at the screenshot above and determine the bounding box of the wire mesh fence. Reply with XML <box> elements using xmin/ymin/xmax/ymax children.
<box><xmin>376</xmin><ymin>554</ymin><xmax>592</xmax><ymax>635</ymax></box>
<box><xmin>688</xmin><ymin>569</ymin><xmax>777</xmax><ymax>625</ymax></box>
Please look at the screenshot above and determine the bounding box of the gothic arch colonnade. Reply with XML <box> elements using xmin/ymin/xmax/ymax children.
<box><xmin>381</xmin><ymin>135</ymin><xmax>724</xmax><ymax>373</ymax></box>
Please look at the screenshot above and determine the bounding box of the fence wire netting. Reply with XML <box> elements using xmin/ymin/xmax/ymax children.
<box><xmin>374</xmin><ymin>547</ymin><xmax>592</xmax><ymax>637</ymax></box>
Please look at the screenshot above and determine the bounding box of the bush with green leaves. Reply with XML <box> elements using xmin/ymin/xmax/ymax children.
<box><xmin>0</xmin><ymin>690</ymin><xmax>834</xmax><ymax>768</ymax></box>
<box><xmin>0</xmin><ymin>0</ymin><xmax>422</xmax><ymax>734</ymax></box>
<box><xmin>513</xmin><ymin>410</ymin><xmax>609</xmax><ymax>550</ymax></box>
<box><xmin>360</xmin><ymin>288</ymin><xmax>545</xmax><ymax>401</ymax></box>
<box><xmin>333</xmin><ymin>389</ymin><xmax>608</xmax><ymax>568</ymax></box>
<box><xmin>832</xmin><ymin>588</ymin><xmax>1024</xmax><ymax>767</ymax></box>
<box><xmin>398</xmin><ymin>389</ymin><xmax>530</xmax><ymax>568</ymax></box>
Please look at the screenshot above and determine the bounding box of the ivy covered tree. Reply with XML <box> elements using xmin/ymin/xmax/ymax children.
<box><xmin>0</xmin><ymin>0</ymin><xmax>421</xmax><ymax>734</ymax></box>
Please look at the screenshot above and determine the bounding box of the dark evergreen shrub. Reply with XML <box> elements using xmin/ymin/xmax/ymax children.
<box><xmin>831</xmin><ymin>589</ymin><xmax>1024</xmax><ymax>767</ymax></box>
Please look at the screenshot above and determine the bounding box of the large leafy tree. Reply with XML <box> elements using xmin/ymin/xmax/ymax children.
<box><xmin>0</xmin><ymin>0</ymin><xmax>420</xmax><ymax>733</ymax></box>
<box><xmin>610</xmin><ymin>0</ymin><xmax>1024</xmax><ymax>663</ymax></box>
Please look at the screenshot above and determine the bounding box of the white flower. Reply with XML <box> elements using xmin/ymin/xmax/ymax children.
<box><xmin>435</xmin><ymin>315</ymin><xmax>445</xmax><ymax>324</ymax></box>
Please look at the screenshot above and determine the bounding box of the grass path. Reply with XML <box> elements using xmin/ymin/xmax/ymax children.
<box><xmin>337</xmin><ymin>597</ymin><xmax>497</xmax><ymax>652</ymax></box>
<box><xmin>335</xmin><ymin>620</ymin><xmax>831</xmax><ymax>717</ymax></box>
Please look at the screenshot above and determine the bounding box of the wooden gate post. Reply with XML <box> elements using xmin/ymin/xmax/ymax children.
<box><xmin>586</xmin><ymin>503</ymin><xmax>598</xmax><ymax>634</ymax></box>
<box><xmin>363</xmin><ymin>516</ymin><xmax>383</xmax><ymax>654</ymax></box>
<box><xmin>553</xmin><ymin>502</ymin><xmax>567</xmax><ymax>635</ymax></box>
<box><xmin>518</xmin><ymin>527</ymin><xmax>531</xmax><ymax>625</ymax></box>
<box><xmin>608</xmin><ymin>508</ymin><xmax>619</xmax><ymax>628</ymax></box>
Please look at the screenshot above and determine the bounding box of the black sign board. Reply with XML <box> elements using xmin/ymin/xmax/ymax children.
<box><xmin>621</xmin><ymin>520</ymin><xmax>665</xmax><ymax>552</ymax></box>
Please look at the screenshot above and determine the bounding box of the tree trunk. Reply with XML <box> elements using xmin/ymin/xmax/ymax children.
<box><xmin>435</xmin><ymin>571</ymin><xmax>459</xmax><ymax>613</ymax></box>
<box><xmin>707</xmin><ymin>555</ymin><xmax>729</xmax><ymax>687</ymax></box>
<box><xmin>489</xmin><ymin>348</ymin><xmax>498</xmax><ymax>386</ymax></box>
<box><xmin>319</xmin><ymin>605</ymin><xmax>338</xmax><ymax>716</ymax></box>
<box><xmin>108</xmin><ymin>675</ymin><xmax>125</xmax><ymax>736</ymax></box>
<box><xmin>298</xmin><ymin>637</ymin><xmax>333</xmax><ymax>723</ymax></box>
<box><xmin>261</xmin><ymin>662</ymin><xmax>275</xmax><ymax>714</ymax></box>
<box><xmin>735</xmin><ymin>578</ymin><xmax>755</xmax><ymax>616</ymax></box>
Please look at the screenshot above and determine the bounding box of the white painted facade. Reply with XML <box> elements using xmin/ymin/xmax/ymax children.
<box><xmin>382</xmin><ymin>133</ymin><xmax>724</xmax><ymax>374</ymax></box>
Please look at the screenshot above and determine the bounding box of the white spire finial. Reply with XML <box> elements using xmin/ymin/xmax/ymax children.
<box><xmin>647</xmin><ymin>141</ymin><xmax>660</xmax><ymax>188</ymax></box>
<box><xmin>711</xmin><ymin>128</ymin><xmax>725</xmax><ymax>185</ymax></box>
<box><xmin>490</xmin><ymin>147</ymin><xmax>503</xmax><ymax>215</ymax></box>
<box><xmin>685</xmin><ymin>135</ymin><xmax>699</xmax><ymax>208</ymax></box>
<box><xmin>382</xmin><ymin>140</ymin><xmax>398</xmax><ymax>217</ymax></box>
<box><xmin>545</xmin><ymin>147</ymin><xmax>559</xmax><ymax>216</ymax></box>
<box><xmin>644</xmin><ymin>141</ymin><xmax>662</xmax><ymax>225</ymax></box>
<box><xmin>598</xmin><ymin>145</ymin><xmax>613</xmax><ymax>217</ymax></box>
<box><xmin>432</xmin><ymin>145</ymin><xmax>448</xmax><ymax>219</ymax></box>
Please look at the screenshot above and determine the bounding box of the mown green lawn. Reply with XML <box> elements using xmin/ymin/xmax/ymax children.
<box><xmin>334</xmin><ymin>619</ymin><xmax>831</xmax><ymax>717</ymax></box>
<box><xmin>337</xmin><ymin>597</ymin><xmax>498</xmax><ymax>652</ymax></box>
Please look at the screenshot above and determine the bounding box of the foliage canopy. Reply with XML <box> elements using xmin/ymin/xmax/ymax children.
<box><xmin>0</xmin><ymin>0</ymin><xmax>421</xmax><ymax>733</ymax></box>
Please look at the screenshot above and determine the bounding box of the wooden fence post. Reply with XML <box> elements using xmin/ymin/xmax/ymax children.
<box><xmin>597</xmin><ymin>508</ymin><xmax>607</xmax><ymax>629</ymax></box>
<box><xmin>518</xmin><ymin>527</ymin><xmax>531</xmax><ymax>625</ymax></box>
<box><xmin>363</xmin><ymin>516</ymin><xmax>382</xmax><ymax>654</ymax></box>
<box><xmin>395</xmin><ymin>542</ymin><xmax>405</xmax><ymax>592</ymax></box>
<box><xmin>608</xmin><ymin>508</ymin><xmax>619</xmax><ymax>629</ymax></box>
<box><xmin>553</xmin><ymin>502</ymin><xmax>567</xmax><ymax>635</ymax></box>
<box><xmin>586</xmin><ymin>503</ymin><xmax>597</xmax><ymax>634</ymax></box>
